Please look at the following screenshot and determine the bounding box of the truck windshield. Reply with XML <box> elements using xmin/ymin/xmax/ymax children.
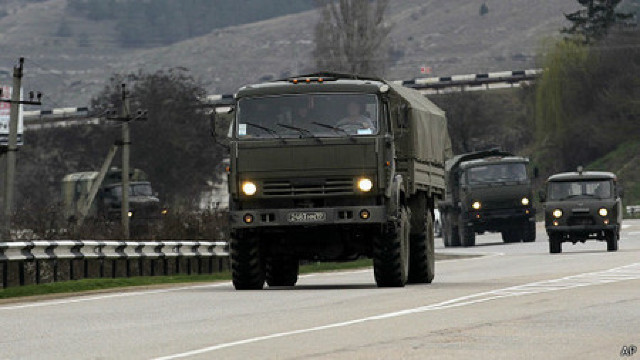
<box><xmin>548</xmin><ymin>180</ymin><xmax>612</xmax><ymax>200</ymax></box>
<box><xmin>236</xmin><ymin>93</ymin><xmax>379</xmax><ymax>139</ymax></box>
<box><xmin>466</xmin><ymin>163</ymin><xmax>528</xmax><ymax>185</ymax></box>
<box><xmin>110</xmin><ymin>183</ymin><xmax>154</xmax><ymax>197</ymax></box>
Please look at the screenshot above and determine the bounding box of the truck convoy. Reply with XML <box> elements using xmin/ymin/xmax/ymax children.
<box><xmin>541</xmin><ymin>169</ymin><xmax>621</xmax><ymax>253</ymax></box>
<box><xmin>62</xmin><ymin>167</ymin><xmax>164</xmax><ymax>228</ymax></box>
<box><xmin>439</xmin><ymin>150</ymin><xmax>536</xmax><ymax>247</ymax></box>
<box><xmin>215</xmin><ymin>73</ymin><xmax>452</xmax><ymax>289</ymax></box>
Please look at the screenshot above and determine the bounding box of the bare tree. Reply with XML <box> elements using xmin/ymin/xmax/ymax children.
<box><xmin>313</xmin><ymin>0</ymin><xmax>391</xmax><ymax>75</ymax></box>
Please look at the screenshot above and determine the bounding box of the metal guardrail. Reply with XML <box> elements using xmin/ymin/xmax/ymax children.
<box><xmin>626</xmin><ymin>205</ymin><xmax>640</xmax><ymax>215</ymax></box>
<box><xmin>0</xmin><ymin>240</ymin><xmax>229</xmax><ymax>289</ymax></box>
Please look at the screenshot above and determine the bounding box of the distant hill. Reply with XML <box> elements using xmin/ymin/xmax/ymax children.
<box><xmin>0</xmin><ymin>0</ymin><xmax>579</xmax><ymax>108</ymax></box>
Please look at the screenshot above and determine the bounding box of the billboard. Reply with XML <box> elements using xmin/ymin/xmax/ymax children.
<box><xmin>0</xmin><ymin>85</ymin><xmax>23</xmax><ymax>146</ymax></box>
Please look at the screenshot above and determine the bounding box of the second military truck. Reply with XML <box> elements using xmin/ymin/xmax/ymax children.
<box><xmin>439</xmin><ymin>150</ymin><xmax>536</xmax><ymax>247</ymax></box>
<box><xmin>215</xmin><ymin>73</ymin><xmax>452</xmax><ymax>289</ymax></box>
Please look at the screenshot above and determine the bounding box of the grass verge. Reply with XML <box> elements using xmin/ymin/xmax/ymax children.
<box><xmin>0</xmin><ymin>253</ymin><xmax>477</xmax><ymax>301</ymax></box>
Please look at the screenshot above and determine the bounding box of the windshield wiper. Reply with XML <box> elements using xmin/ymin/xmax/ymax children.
<box><xmin>311</xmin><ymin>121</ymin><xmax>355</xmax><ymax>141</ymax></box>
<box><xmin>276</xmin><ymin>123</ymin><xmax>322</xmax><ymax>143</ymax></box>
<box><xmin>243</xmin><ymin>122</ymin><xmax>285</xmax><ymax>142</ymax></box>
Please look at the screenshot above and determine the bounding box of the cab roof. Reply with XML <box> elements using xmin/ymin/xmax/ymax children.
<box><xmin>459</xmin><ymin>156</ymin><xmax>529</xmax><ymax>170</ymax></box>
<box><xmin>547</xmin><ymin>171</ymin><xmax>617</xmax><ymax>182</ymax></box>
<box><xmin>236</xmin><ymin>72</ymin><xmax>386</xmax><ymax>98</ymax></box>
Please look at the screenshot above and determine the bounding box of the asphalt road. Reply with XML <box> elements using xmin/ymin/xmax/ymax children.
<box><xmin>2</xmin><ymin>221</ymin><xmax>639</xmax><ymax>360</ymax></box>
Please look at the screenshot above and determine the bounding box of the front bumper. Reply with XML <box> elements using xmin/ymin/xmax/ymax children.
<box><xmin>546</xmin><ymin>224</ymin><xmax>617</xmax><ymax>233</ymax></box>
<box><xmin>230</xmin><ymin>205</ymin><xmax>386</xmax><ymax>228</ymax></box>
<box><xmin>464</xmin><ymin>208</ymin><xmax>535</xmax><ymax>225</ymax></box>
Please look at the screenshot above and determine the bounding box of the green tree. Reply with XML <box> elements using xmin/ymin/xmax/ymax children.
<box><xmin>562</xmin><ymin>0</ymin><xmax>631</xmax><ymax>43</ymax></box>
<box><xmin>90</xmin><ymin>69</ymin><xmax>223</xmax><ymax>206</ymax></box>
<box><xmin>313</xmin><ymin>0</ymin><xmax>392</xmax><ymax>75</ymax></box>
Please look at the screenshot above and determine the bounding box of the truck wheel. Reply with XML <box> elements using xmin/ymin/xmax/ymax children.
<box><xmin>549</xmin><ymin>234</ymin><xmax>562</xmax><ymax>254</ymax></box>
<box><xmin>230</xmin><ymin>233</ymin><xmax>265</xmax><ymax>290</ymax></box>
<box><xmin>523</xmin><ymin>222</ymin><xmax>536</xmax><ymax>242</ymax></box>
<box><xmin>265</xmin><ymin>256</ymin><xmax>299</xmax><ymax>287</ymax></box>
<box><xmin>374</xmin><ymin>205</ymin><xmax>410</xmax><ymax>287</ymax></box>
<box><xmin>408</xmin><ymin>208</ymin><xmax>435</xmax><ymax>284</ymax></box>
<box><xmin>447</xmin><ymin>213</ymin><xmax>461</xmax><ymax>247</ymax></box>
<box><xmin>501</xmin><ymin>230</ymin><xmax>519</xmax><ymax>243</ymax></box>
<box><xmin>606</xmin><ymin>230</ymin><xmax>619</xmax><ymax>252</ymax></box>
<box><xmin>458</xmin><ymin>216</ymin><xmax>475</xmax><ymax>247</ymax></box>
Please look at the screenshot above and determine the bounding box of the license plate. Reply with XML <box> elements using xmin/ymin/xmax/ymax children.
<box><xmin>288</xmin><ymin>211</ymin><xmax>326</xmax><ymax>223</ymax></box>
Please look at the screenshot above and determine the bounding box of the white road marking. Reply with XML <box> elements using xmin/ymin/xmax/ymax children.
<box><xmin>153</xmin><ymin>262</ymin><xmax>640</xmax><ymax>360</ymax></box>
<box><xmin>622</xmin><ymin>224</ymin><xmax>632</xmax><ymax>229</ymax></box>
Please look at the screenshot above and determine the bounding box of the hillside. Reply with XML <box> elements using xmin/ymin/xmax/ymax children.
<box><xmin>0</xmin><ymin>0</ymin><xmax>579</xmax><ymax>108</ymax></box>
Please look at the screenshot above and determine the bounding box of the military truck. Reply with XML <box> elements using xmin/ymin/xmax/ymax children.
<box><xmin>541</xmin><ymin>169</ymin><xmax>622</xmax><ymax>253</ymax></box>
<box><xmin>62</xmin><ymin>167</ymin><xmax>164</xmax><ymax>226</ymax></box>
<box><xmin>439</xmin><ymin>150</ymin><xmax>536</xmax><ymax>247</ymax></box>
<box><xmin>212</xmin><ymin>73</ymin><xmax>452</xmax><ymax>289</ymax></box>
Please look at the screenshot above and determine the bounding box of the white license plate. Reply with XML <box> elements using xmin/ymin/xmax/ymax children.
<box><xmin>288</xmin><ymin>211</ymin><xmax>326</xmax><ymax>223</ymax></box>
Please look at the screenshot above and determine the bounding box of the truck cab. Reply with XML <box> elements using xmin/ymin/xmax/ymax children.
<box><xmin>542</xmin><ymin>169</ymin><xmax>622</xmax><ymax>253</ymax></box>
<box><xmin>215</xmin><ymin>73</ymin><xmax>451</xmax><ymax>289</ymax></box>
<box><xmin>439</xmin><ymin>150</ymin><xmax>536</xmax><ymax>247</ymax></box>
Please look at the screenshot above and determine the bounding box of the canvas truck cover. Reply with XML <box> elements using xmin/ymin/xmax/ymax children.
<box><xmin>387</xmin><ymin>82</ymin><xmax>452</xmax><ymax>166</ymax></box>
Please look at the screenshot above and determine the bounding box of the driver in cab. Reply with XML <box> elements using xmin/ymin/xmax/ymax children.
<box><xmin>336</xmin><ymin>101</ymin><xmax>375</xmax><ymax>134</ymax></box>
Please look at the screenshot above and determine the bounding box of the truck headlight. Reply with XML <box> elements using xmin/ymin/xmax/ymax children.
<box><xmin>598</xmin><ymin>208</ymin><xmax>608</xmax><ymax>217</ymax></box>
<box><xmin>472</xmin><ymin>201</ymin><xmax>481</xmax><ymax>210</ymax></box>
<box><xmin>552</xmin><ymin>209</ymin><xmax>563</xmax><ymax>218</ymax></box>
<box><xmin>521</xmin><ymin>197</ymin><xmax>530</xmax><ymax>206</ymax></box>
<box><xmin>357</xmin><ymin>178</ymin><xmax>373</xmax><ymax>192</ymax></box>
<box><xmin>242</xmin><ymin>181</ymin><xmax>257</xmax><ymax>196</ymax></box>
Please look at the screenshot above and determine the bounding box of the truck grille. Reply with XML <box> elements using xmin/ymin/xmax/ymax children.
<box><xmin>262</xmin><ymin>178</ymin><xmax>354</xmax><ymax>197</ymax></box>
<box><xmin>483</xmin><ymin>200</ymin><xmax>516</xmax><ymax>209</ymax></box>
<box><xmin>568</xmin><ymin>216</ymin><xmax>595</xmax><ymax>226</ymax></box>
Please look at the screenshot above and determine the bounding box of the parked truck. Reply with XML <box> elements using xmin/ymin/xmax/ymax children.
<box><xmin>439</xmin><ymin>150</ymin><xmax>536</xmax><ymax>247</ymax></box>
<box><xmin>213</xmin><ymin>73</ymin><xmax>452</xmax><ymax>289</ymax></box>
<box><xmin>62</xmin><ymin>167</ymin><xmax>164</xmax><ymax>229</ymax></box>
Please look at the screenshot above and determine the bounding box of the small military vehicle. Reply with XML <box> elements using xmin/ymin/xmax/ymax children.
<box><xmin>62</xmin><ymin>167</ymin><xmax>164</xmax><ymax>226</ymax></box>
<box><xmin>439</xmin><ymin>150</ymin><xmax>536</xmax><ymax>247</ymax></box>
<box><xmin>212</xmin><ymin>73</ymin><xmax>452</xmax><ymax>289</ymax></box>
<box><xmin>541</xmin><ymin>169</ymin><xmax>622</xmax><ymax>253</ymax></box>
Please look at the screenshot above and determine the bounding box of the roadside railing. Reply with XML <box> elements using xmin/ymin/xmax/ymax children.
<box><xmin>0</xmin><ymin>240</ymin><xmax>229</xmax><ymax>289</ymax></box>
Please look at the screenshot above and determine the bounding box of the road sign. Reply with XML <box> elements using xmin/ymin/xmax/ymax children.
<box><xmin>0</xmin><ymin>85</ymin><xmax>23</xmax><ymax>146</ymax></box>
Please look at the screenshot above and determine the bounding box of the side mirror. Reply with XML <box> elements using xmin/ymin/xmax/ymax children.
<box><xmin>210</xmin><ymin>106</ymin><xmax>234</xmax><ymax>147</ymax></box>
<box><xmin>538</xmin><ymin>189</ymin><xmax>546</xmax><ymax>203</ymax></box>
<box><xmin>617</xmin><ymin>185</ymin><xmax>624</xmax><ymax>199</ymax></box>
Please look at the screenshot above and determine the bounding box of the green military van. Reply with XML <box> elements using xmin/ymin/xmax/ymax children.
<box><xmin>542</xmin><ymin>169</ymin><xmax>622</xmax><ymax>253</ymax></box>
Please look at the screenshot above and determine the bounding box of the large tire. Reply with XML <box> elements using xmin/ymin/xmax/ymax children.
<box><xmin>230</xmin><ymin>233</ymin><xmax>265</xmax><ymax>290</ymax></box>
<box><xmin>374</xmin><ymin>205</ymin><xmax>410</xmax><ymax>287</ymax></box>
<box><xmin>459</xmin><ymin>215</ymin><xmax>475</xmax><ymax>247</ymax></box>
<box><xmin>408</xmin><ymin>208</ymin><xmax>435</xmax><ymax>284</ymax></box>
<box><xmin>523</xmin><ymin>221</ymin><xmax>536</xmax><ymax>243</ymax></box>
<box><xmin>501</xmin><ymin>229</ymin><xmax>520</xmax><ymax>243</ymax></box>
<box><xmin>549</xmin><ymin>233</ymin><xmax>562</xmax><ymax>254</ymax></box>
<box><xmin>448</xmin><ymin>213</ymin><xmax>461</xmax><ymax>247</ymax></box>
<box><xmin>606</xmin><ymin>230</ymin><xmax>619</xmax><ymax>252</ymax></box>
<box><xmin>265</xmin><ymin>256</ymin><xmax>299</xmax><ymax>287</ymax></box>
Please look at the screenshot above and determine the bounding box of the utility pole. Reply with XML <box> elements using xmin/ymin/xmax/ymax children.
<box><xmin>121</xmin><ymin>84</ymin><xmax>130</xmax><ymax>240</ymax></box>
<box><xmin>0</xmin><ymin>57</ymin><xmax>41</xmax><ymax>240</ymax></box>
<box><xmin>105</xmin><ymin>84</ymin><xmax>146</xmax><ymax>240</ymax></box>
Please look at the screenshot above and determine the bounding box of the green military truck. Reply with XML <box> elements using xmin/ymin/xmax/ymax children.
<box><xmin>213</xmin><ymin>73</ymin><xmax>452</xmax><ymax>289</ymax></box>
<box><xmin>439</xmin><ymin>150</ymin><xmax>536</xmax><ymax>247</ymax></box>
<box><xmin>62</xmin><ymin>167</ymin><xmax>165</xmax><ymax>226</ymax></box>
<box><xmin>541</xmin><ymin>169</ymin><xmax>622</xmax><ymax>253</ymax></box>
